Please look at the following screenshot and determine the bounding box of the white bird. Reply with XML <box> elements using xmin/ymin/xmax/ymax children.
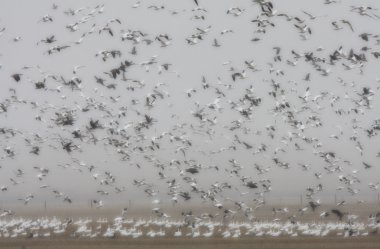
<box><xmin>13</xmin><ymin>36</ymin><xmax>22</xmax><ymax>42</ymax></box>
<box><xmin>73</xmin><ymin>65</ymin><xmax>85</xmax><ymax>74</ymax></box>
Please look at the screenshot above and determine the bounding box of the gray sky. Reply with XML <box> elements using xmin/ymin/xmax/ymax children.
<box><xmin>0</xmin><ymin>0</ymin><xmax>380</xmax><ymax>210</ymax></box>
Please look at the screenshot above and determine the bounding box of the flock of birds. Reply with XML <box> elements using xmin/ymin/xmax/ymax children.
<box><xmin>0</xmin><ymin>214</ymin><xmax>379</xmax><ymax>239</ymax></box>
<box><xmin>1</xmin><ymin>0</ymin><xmax>380</xmax><ymax>238</ymax></box>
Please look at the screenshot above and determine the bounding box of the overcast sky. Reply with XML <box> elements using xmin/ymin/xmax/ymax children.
<box><xmin>0</xmin><ymin>0</ymin><xmax>380</xmax><ymax>210</ymax></box>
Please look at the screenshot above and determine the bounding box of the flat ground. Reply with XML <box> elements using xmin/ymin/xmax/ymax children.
<box><xmin>1</xmin><ymin>237</ymin><xmax>380</xmax><ymax>249</ymax></box>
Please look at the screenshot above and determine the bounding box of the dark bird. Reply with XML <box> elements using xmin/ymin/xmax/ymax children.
<box><xmin>309</xmin><ymin>200</ymin><xmax>320</xmax><ymax>211</ymax></box>
<box><xmin>245</xmin><ymin>181</ymin><xmax>258</xmax><ymax>189</ymax></box>
<box><xmin>11</xmin><ymin>74</ymin><xmax>22</xmax><ymax>82</ymax></box>
<box><xmin>363</xmin><ymin>162</ymin><xmax>373</xmax><ymax>169</ymax></box>
<box><xmin>331</xmin><ymin>209</ymin><xmax>345</xmax><ymax>220</ymax></box>
<box><xmin>186</xmin><ymin>167</ymin><xmax>199</xmax><ymax>174</ymax></box>
<box><xmin>39</xmin><ymin>35</ymin><xmax>56</xmax><ymax>44</ymax></box>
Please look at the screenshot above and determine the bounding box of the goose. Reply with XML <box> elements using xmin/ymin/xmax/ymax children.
<box><xmin>132</xmin><ymin>1</ymin><xmax>140</xmax><ymax>8</ymax></box>
<box><xmin>231</xmin><ymin>70</ymin><xmax>246</xmax><ymax>81</ymax></box>
<box><xmin>99</xmin><ymin>26</ymin><xmax>114</xmax><ymax>36</ymax></box>
<box><xmin>11</xmin><ymin>73</ymin><xmax>22</xmax><ymax>82</ymax></box>
<box><xmin>148</xmin><ymin>5</ymin><xmax>165</xmax><ymax>11</ymax></box>
<box><xmin>332</xmin><ymin>21</ymin><xmax>343</xmax><ymax>30</ymax></box>
<box><xmin>363</xmin><ymin>162</ymin><xmax>373</xmax><ymax>169</ymax></box>
<box><xmin>245</xmin><ymin>60</ymin><xmax>259</xmax><ymax>71</ymax></box>
<box><xmin>47</xmin><ymin>45</ymin><xmax>70</xmax><ymax>54</ymax></box>
<box><xmin>73</xmin><ymin>65</ymin><xmax>85</xmax><ymax>74</ymax></box>
<box><xmin>302</xmin><ymin>10</ymin><xmax>324</xmax><ymax>20</ymax></box>
<box><xmin>294</xmin><ymin>24</ymin><xmax>312</xmax><ymax>34</ymax></box>
<box><xmin>186</xmin><ymin>37</ymin><xmax>199</xmax><ymax>45</ymax></box>
<box><xmin>66</xmin><ymin>22</ymin><xmax>79</xmax><ymax>32</ymax></box>
<box><xmin>196</xmin><ymin>26</ymin><xmax>211</xmax><ymax>34</ymax></box>
<box><xmin>341</xmin><ymin>19</ymin><xmax>354</xmax><ymax>31</ymax></box>
<box><xmin>122</xmin><ymin>207</ymin><xmax>128</xmax><ymax>217</ymax></box>
<box><xmin>40</xmin><ymin>14</ymin><xmax>53</xmax><ymax>22</ymax></box>
<box><xmin>0</xmin><ymin>27</ymin><xmax>5</xmax><ymax>37</ymax></box>
<box><xmin>39</xmin><ymin>35</ymin><xmax>56</xmax><ymax>44</ymax></box>
<box><xmin>331</xmin><ymin>209</ymin><xmax>345</xmax><ymax>220</ymax></box>
<box><xmin>325</xmin><ymin>0</ymin><xmax>339</xmax><ymax>4</ymax></box>
<box><xmin>227</xmin><ymin>7</ymin><xmax>244</xmax><ymax>17</ymax></box>
<box><xmin>221</xmin><ymin>29</ymin><xmax>233</xmax><ymax>35</ymax></box>
<box><xmin>107</xmin><ymin>18</ymin><xmax>121</xmax><ymax>25</ymax></box>
<box><xmin>13</xmin><ymin>36</ymin><xmax>22</xmax><ymax>42</ymax></box>
<box><xmin>73</xmin><ymin>36</ymin><xmax>85</xmax><ymax>45</ymax></box>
